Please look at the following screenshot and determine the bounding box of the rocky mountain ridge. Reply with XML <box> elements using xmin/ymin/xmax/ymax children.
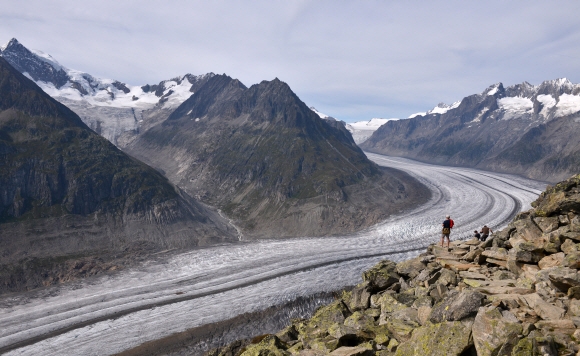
<box><xmin>126</xmin><ymin>74</ymin><xmax>430</xmax><ymax>238</ymax></box>
<box><xmin>361</xmin><ymin>79</ymin><xmax>580</xmax><ymax>183</ymax></box>
<box><xmin>0</xmin><ymin>56</ymin><xmax>236</xmax><ymax>293</ymax></box>
<box><xmin>0</xmin><ymin>38</ymin><xmax>214</xmax><ymax>145</ymax></box>
<box><xmin>205</xmin><ymin>174</ymin><xmax>580</xmax><ymax>356</ymax></box>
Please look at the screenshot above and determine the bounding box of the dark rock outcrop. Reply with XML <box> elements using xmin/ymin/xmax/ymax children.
<box><xmin>126</xmin><ymin>75</ymin><xmax>430</xmax><ymax>237</ymax></box>
<box><xmin>0</xmin><ymin>56</ymin><xmax>236</xmax><ymax>293</ymax></box>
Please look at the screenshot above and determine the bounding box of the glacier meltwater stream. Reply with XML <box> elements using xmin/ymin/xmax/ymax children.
<box><xmin>0</xmin><ymin>154</ymin><xmax>547</xmax><ymax>355</ymax></box>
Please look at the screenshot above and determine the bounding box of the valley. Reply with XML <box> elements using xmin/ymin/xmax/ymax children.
<box><xmin>0</xmin><ymin>154</ymin><xmax>546</xmax><ymax>356</ymax></box>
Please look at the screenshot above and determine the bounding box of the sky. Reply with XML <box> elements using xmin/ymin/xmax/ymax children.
<box><xmin>2</xmin><ymin>1</ymin><xmax>580</xmax><ymax>122</ymax></box>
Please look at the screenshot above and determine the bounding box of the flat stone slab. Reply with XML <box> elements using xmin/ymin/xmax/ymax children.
<box><xmin>459</xmin><ymin>271</ymin><xmax>488</xmax><ymax>280</ymax></box>
<box><xmin>464</xmin><ymin>279</ymin><xmax>516</xmax><ymax>288</ymax></box>
<box><xmin>437</xmin><ymin>260</ymin><xmax>480</xmax><ymax>271</ymax></box>
<box><xmin>475</xmin><ymin>286</ymin><xmax>534</xmax><ymax>295</ymax></box>
<box><xmin>484</xmin><ymin>258</ymin><xmax>507</xmax><ymax>268</ymax></box>
<box><xmin>519</xmin><ymin>293</ymin><xmax>565</xmax><ymax>320</ymax></box>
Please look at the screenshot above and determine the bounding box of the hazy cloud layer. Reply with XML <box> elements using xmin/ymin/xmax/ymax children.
<box><xmin>2</xmin><ymin>1</ymin><xmax>580</xmax><ymax>121</ymax></box>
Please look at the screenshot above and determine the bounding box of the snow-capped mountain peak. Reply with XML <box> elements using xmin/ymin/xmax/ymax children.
<box><xmin>0</xmin><ymin>38</ymin><xmax>215</xmax><ymax>145</ymax></box>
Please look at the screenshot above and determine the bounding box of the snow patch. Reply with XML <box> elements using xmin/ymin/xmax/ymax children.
<box><xmin>408</xmin><ymin>112</ymin><xmax>426</xmax><ymax>119</ymax></box>
<box><xmin>487</xmin><ymin>87</ymin><xmax>498</xmax><ymax>96</ymax></box>
<box><xmin>310</xmin><ymin>107</ymin><xmax>329</xmax><ymax>119</ymax></box>
<box><xmin>537</xmin><ymin>94</ymin><xmax>556</xmax><ymax>117</ymax></box>
<box><xmin>555</xmin><ymin>93</ymin><xmax>580</xmax><ymax>117</ymax></box>
<box><xmin>497</xmin><ymin>97</ymin><xmax>533</xmax><ymax>119</ymax></box>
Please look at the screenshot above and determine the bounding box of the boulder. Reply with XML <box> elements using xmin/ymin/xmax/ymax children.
<box><xmin>461</xmin><ymin>248</ymin><xmax>483</xmax><ymax>262</ymax></box>
<box><xmin>546</xmin><ymin>267</ymin><xmax>580</xmax><ymax>291</ymax></box>
<box><xmin>429</xmin><ymin>290</ymin><xmax>485</xmax><ymax>323</ymax></box>
<box><xmin>511</xmin><ymin>331</ymin><xmax>558</xmax><ymax>356</ymax></box>
<box><xmin>563</xmin><ymin>251</ymin><xmax>580</xmax><ymax>269</ymax></box>
<box><xmin>569</xmin><ymin>299</ymin><xmax>580</xmax><ymax>316</ymax></box>
<box><xmin>459</xmin><ymin>271</ymin><xmax>487</xmax><ymax>280</ymax></box>
<box><xmin>344</xmin><ymin>311</ymin><xmax>376</xmax><ymax>331</ymax></box>
<box><xmin>535</xmin><ymin>319</ymin><xmax>577</xmax><ymax>335</ymax></box>
<box><xmin>509</xmin><ymin>242</ymin><xmax>545</xmax><ymax>263</ymax></box>
<box><xmin>394</xmin><ymin>321</ymin><xmax>474</xmax><ymax>356</ymax></box>
<box><xmin>538</xmin><ymin>253</ymin><xmax>565</xmax><ymax>270</ymax></box>
<box><xmin>350</xmin><ymin>283</ymin><xmax>372</xmax><ymax>311</ymax></box>
<box><xmin>276</xmin><ymin>325</ymin><xmax>299</xmax><ymax>344</ymax></box>
<box><xmin>435</xmin><ymin>268</ymin><xmax>457</xmax><ymax>286</ymax></box>
<box><xmin>378</xmin><ymin>293</ymin><xmax>408</xmax><ymax>315</ymax></box>
<box><xmin>416</xmin><ymin>306</ymin><xmax>432</xmax><ymax>326</ymax></box>
<box><xmin>561</xmin><ymin>239</ymin><xmax>579</xmax><ymax>254</ymax></box>
<box><xmin>564</xmin><ymin>231</ymin><xmax>580</xmax><ymax>241</ymax></box>
<box><xmin>328</xmin><ymin>346</ymin><xmax>373</xmax><ymax>356</ymax></box>
<box><xmin>513</xmin><ymin>217</ymin><xmax>543</xmax><ymax>242</ymax></box>
<box><xmin>240</xmin><ymin>335</ymin><xmax>290</xmax><ymax>356</ymax></box>
<box><xmin>383</xmin><ymin>317</ymin><xmax>418</xmax><ymax>342</ymax></box>
<box><xmin>519</xmin><ymin>293</ymin><xmax>565</xmax><ymax>320</ymax></box>
<box><xmin>571</xmin><ymin>215</ymin><xmax>580</xmax><ymax>232</ymax></box>
<box><xmin>396</xmin><ymin>257</ymin><xmax>426</xmax><ymax>279</ymax></box>
<box><xmin>482</xmin><ymin>248</ymin><xmax>508</xmax><ymax>261</ymax></box>
<box><xmin>472</xmin><ymin>306</ymin><xmax>523</xmax><ymax>356</ymax></box>
<box><xmin>300</xmin><ymin>300</ymin><xmax>351</xmax><ymax>338</ymax></box>
<box><xmin>534</xmin><ymin>216</ymin><xmax>560</xmax><ymax>233</ymax></box>
<box><xmin>362</xmin><ymin>260</ymin><xmax>400</xmax><ymax>291</ymax></box>
<box><xmin>492</xmin><ymin>270</ymin><xmax>517</xmax><ymax>280</ymax></box>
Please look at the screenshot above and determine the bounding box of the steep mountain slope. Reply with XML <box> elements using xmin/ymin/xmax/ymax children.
<box><xmin>361</xmin><ymin>80</ymin><xmax>580</xmax><ymax>182</ymax></box>
<box><xmin>0</xmin><ymin>38</ymin><xmax>213</xmax><ymax>145</ymax></box>
<box><xmin>126</xmin><ymin>75</ymin><xmax>429</xmax><ymax>237</ymax></box>
<box><xmin>0</xmin><ymin>56</ymin><xmax>236</xmax><ymax>271</ymax></box>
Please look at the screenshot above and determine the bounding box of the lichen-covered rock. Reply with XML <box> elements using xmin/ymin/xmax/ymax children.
<box><xmin>429</xmin><ymin>290</ymin><xmax>485</xmax><ymax>323</ymax></box>
<box><xmin>344</xmin><ymin>311</ymin><xmax>376</xmax><ymax>331</ymax></box>
<box><xmin>534</xmin><ymin>216</ymin><xmax>560</xmax><ymax>233</ymax></box>
<box><xmin>561</xmin><ymin>239</ymin><xmax>579</xmax><ymax>254</ymax></box>
<box><xmin>378</xmin><ymin>293</ymin><xmax>408</xmax><ymax>316</ymax></box>
<box><xmin>563</xmin><ymin>251</ymin><xmax>580</xmax><ymax>269</ymax></box>
<box><xmin>362</xmin><ymin>260</ymin><xmax>400</xmax><ymax>291</ymax></box>
<box><xmin>384</xmin><ymin>318</ymin><xmax>419</xmax><ymax>342</ymax></box>
<box><xmin>328</xmin><ymin>346</ymin><xmax>374</xmax><ymax>356</ymax></box>
<box><xmin>396</xmin><ymin>257</ymin><xmax>426</xmax><ymax>279</ymax></box>
<box><xmin>512</xmin><ymin>331</ymin><xmax>559</xmax><ymax>356</ymax></box>
<box><xmin>472</xmin><ymin>306</ymin><xmax>523</xmax><ymax>356</ymax></box>
<box><xmin>240</xmin><ymin>335</ymin><xmax>290</xmax><ymax>356</ymax></box>
<box><xmin>394</xmin><ymin>321</ymin><xmax>473</xmax><ymax>356</ymax></box>
<box><xmin>513</xmin><ymin>216</ymin><xmax>543</xmax><ymax>243</ymax></box>
<box><xmin>350</xmin><ymin>283</ymin><xmax>372</xmax><ymax>311</ymax></box>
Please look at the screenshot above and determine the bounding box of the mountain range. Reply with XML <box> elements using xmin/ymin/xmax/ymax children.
<box><xmin>0</xmin><ymin>38</ymin><xmax>428</xmax><ymax>240</ymax></box>
<box><xmin>361</xmin><ymin>79</ymin><xmax>580</xmax><ymax>182</ymax></box>
<box><xmin>0</xmin><ymin>55</ymin><xmax>237</xmax><ymax>292</ymax></box>
<box><xmin>125</xmin><ymin>75</ymin><xmax>428</xmax><ymax>237</ymax></box>
<box><xmin>0</xmin><ymin>38</ymin><xmax>214</xmax><ymax>146</ymax></box>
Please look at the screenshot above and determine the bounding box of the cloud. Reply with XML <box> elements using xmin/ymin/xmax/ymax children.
<box><xmin>2</xmin><ymin>0</ymin><xmax>580</xmax><ymax>121</ymax></box>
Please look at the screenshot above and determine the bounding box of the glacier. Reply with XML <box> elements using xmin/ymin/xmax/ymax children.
<box><xmin>0</xmin><ymin>154</ymin><xmax>546</xmax><ymax>356</ymax></box>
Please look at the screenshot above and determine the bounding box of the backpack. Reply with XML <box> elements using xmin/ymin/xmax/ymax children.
<box><xmin>449</xmin><ymin>219</ymin><xmax>454</xmax><ymax>228</ymax></box>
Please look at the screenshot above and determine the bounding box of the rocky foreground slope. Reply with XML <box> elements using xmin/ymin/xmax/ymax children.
<box><xmin>207</xmin><ymin>174</ymin><xmax>580</xmax><ymax>356</ymax></box>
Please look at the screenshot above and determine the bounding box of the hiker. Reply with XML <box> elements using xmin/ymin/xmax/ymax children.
<box><xmin>474</xmin><ymin>230</ymin><xmax>481</xmax><ymax>241</ymax></box>
<box><xmin>480</xmin><ymin>225</ymin><xmax>493</xmax><ymax>241</ymax></box>
<box><xmin>441</xmin><ymin>215</ymin><xmax>454</xmax><ymax>248</ymax></box>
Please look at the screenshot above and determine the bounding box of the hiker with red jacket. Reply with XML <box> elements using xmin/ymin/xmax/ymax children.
<box><xmin>441</xmin><ymin>215</ymin><xmax>454</xmax><ymax>248</ymax></box>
